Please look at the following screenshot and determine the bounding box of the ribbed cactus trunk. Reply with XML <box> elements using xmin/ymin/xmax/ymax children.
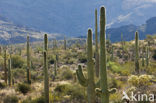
<box><xmin>4</xmin><ymin>48</ymin><xmax>7</xmax><ymax>85</ymax></box>
<box><xmin>44</xmin><ymin>34</ymin><xmax>49</xmax><ymax>103</ymax></box>
<box><xmin>146</xmin><ymin>46</ymin><xmax>149</xmax><ymax>67</ymax></box>
<box><xmin>87</xmin><ymin>29</ymin><xmax>96</xmax><ymax>103</ymax></box>
<box><xmin>100</xmin><ymin>7</ymin><xmax>109</xmax><ymax>103</ymax></box>
<box><xmin>135</xmin><ymin>32</ymin><xmax>140</xmax><ymax>74</ymax></box>
<box><xmin>8</xmin><ymin>55</ymin><xmax>12</xmax><ymax>86</ymax></box>
<box><xmin>95</xmin><ymin>9</ymin><xmax>99</xmax><ymax>78</ymax></box>
<box><xmin>64</xmin><ymin>37</ymin><xmax>66</xmax><ymax>50</ymax></box>
<box><xmin>27</xmin><ymin>36</ymin><xmax>31</xmax><ymax>84</ymax></box>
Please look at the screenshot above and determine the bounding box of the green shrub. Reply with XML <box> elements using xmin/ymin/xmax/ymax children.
<box><xmin>54</xmin><ymin>84</ymin><xmax>86</xmax><ymax>101</ymax></box>
<box><xmin>13</xmin><ymin>68</ymin><xmax>25</xmax><ymax>80</ymax></box>
<box><xmin>12</xmin><ymin>55</ymin><xmax>25</xmax><ymax>68</ymax></box>
<box><xmin>0</xmin><ymin>82</ymin><xmax>6</xmax><ymax>89</ymax></box>
<box><xmin>17</xmin><ymin>83</ymin><xmax>31</xmax><ymax>94</ymax></box>
<box><xmin>128</xmin><ymin>75</ymin><xmax>153</xmax><ymax>87</ymax></box>
<box><xmin>31</xmin><ymin>96</ymin><xmax>45</xmax><ymax>103</ymax></box>
<box><xmin>60</xmin><ymin>68</ymin><xmax>73</xmax><ymax>80</ymax></box>
<box><xmin>48</xmin><ymin>55</ymin><xmax>55</xmax><ymax>64</ymax></box>
<box><xmin>3</xmin><ymin>95</ymin><xmax>18</xmax><ymax>103</ymax></box>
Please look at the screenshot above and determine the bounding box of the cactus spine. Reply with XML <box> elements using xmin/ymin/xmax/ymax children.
<box><xmin>27</xmin><ymin>36</ymin><xmax>31</xmax><ymax>84</ymax></box>
<box><xmin>95</xmin><ymin>8</ymin><xmax>99</xmax><ymax>77</ymax></box>
<box><xmin>4</xmin><ymin>47</ymin><xmax>7</xmax><ymax>85</ymax></box>
<box><xmin>44</xmin><ymin>34</ymin><xmax>49</xmax><ymax>103</ymax></box>
<box><xmin>99</xmin><ymin>7</ymin><xmax>109</xmax><ymax>103</ymax></box>
<box><xmin>135</xmin><ymin>31</ymin><xmax>140</xmax><ymax>74</ymax></box>
<box><xmin>8</xmin><ymin>54</ymin><xmax>12</xmax><ymax>86</ymax></box>
<box><xmin>76</xmin><ymin>29</ymin><xmax>96</xmax><ymax>103</ymax></box>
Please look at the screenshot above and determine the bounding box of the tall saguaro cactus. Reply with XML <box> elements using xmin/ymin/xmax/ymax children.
<box><xmin>44</xmin><ymin>34</ymin><xmax>49</xmax><ymax>103</ymax></box>
<box><xmin>76</xmin><ymin>29</ymin><xmax>96</xmax><ymax>103</ymax></box>
<box><xmin>95</xmin><ymin>9</ymin><xmax>99</xmax><ymax>77</ymax></box>
<box><xmin>8</xmin><ymin>55</ymin><xmax>12</xmax><ymax>86</ymax></box>
<box><xmin>99</xmin><ymin>6</ymin><xmax>109</xmax><ymax>103</ymax></box>
<box><xmin>135</xmin><ymin>31</ymin><xmax>140</xmax><ymax>74</ymax></box>
<box><xmin>4</xmin><ymin>47</ymin><xmax>7</xmax><ymax>85</ymax></box>
<box><xmin>27</xmin><ymin>36</ymin><xmax>31</xmax><ymax>84</ymax></box>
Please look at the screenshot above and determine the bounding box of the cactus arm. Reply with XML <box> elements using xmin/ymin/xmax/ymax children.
<box><xmin>76</xmin><ymin>65</ymin><xmax>88</xmax><ymax>87</ymax></box>
<box><xmin>108</xmin><ymin>88</ymin><xmax>117</xmax><ymax>94</ymax></box>
<box><xmin>95</xmin><ymin>88</ymin><xmax>117</xmax><ymax>96</ymax></box>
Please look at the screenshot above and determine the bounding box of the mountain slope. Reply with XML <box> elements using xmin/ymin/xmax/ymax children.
<box><xmin>107</xmin><ymin>17</ymin><xmax>156</xmax><ymax>42</ymax></box>
<box><xmin>0</xmin><ymin>0</ymin><xmax>156</xmax><ymax>37</ymax></box>
<box><xmin>0</xmin><ymin>15</ymin><xmax>60</xmax><ymax>44</ymax></box>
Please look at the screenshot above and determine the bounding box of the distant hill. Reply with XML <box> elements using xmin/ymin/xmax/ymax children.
<box><xmin>0</xmin><ymin>16</ymin><xmax>61</xmax><ymax>44</ymax></box>
<box><xmin>0</xmin><ymin>0</ymin><xmax>156</xmax><ymax>37</ymax></box>
<box><xmin>107</xmin><ymin>17</ymin><xmax>156</xmax><ymax>42</ymax></box>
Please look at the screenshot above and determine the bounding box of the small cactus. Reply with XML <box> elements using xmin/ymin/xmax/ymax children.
<box><xmin>146</xmin><ymin>46</ymin><xmax>149</xmax><ymax>67</ymax></box>
<box><xmin>54</xmin><ymin>55</ymin><xmax>57</xmax><ymax>76</ymax></box>
<box><xmin>44</xmin><ymin>34</ymin><xmax>49</xmax><ymax>103</ymax></box>
<box><xmin>4</xmin><ymin>47</ymin><xmax>7</xmax><ymax>85</ymax></box>
<box><xmin>27</xmin><ymin>35</ymin><xmax>31</xmax><ymax>84</ymax></box>
<box><xmin>64</xmin><ymin>36</ymin><xmax>67</xmax><ymax>50</ymax></box>
<box><xmin>135</xmin><ymin>31</ymin><xmax>140</xmax><ymax>74</ymax></box>
<box><xmin>8</xmin><ymin>54</ymin><xmax>12</xmax><ymax>86</ymax></box>
<box><xmin>111</xmin><ymin>46</ymin><xmax>114</xmax><ymax>61</ymax></box>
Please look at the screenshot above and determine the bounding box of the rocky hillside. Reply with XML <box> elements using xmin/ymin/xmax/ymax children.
<box><xmin>0</xmin><ymin>16</ymin><xmax>61</xmax><ymax>44</ymax></box>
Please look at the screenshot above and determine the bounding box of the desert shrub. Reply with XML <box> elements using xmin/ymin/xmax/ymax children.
<box><xmin>48</xmin><ymin>55</ymin><xmax>55</xmax><ymax>64</ymax></box>
<box><xmin>31</xmin><ymin>96</ymin><xmax>45</xmax><ymax>103</ymax></box>
<box><xmin>0</xmin><ymin>82</ymin><xmax>6</xmax><ymax>89</ymax></box>
<box><xmin>65</xmin><ymin>58</ymin><xmax>74</xmax><ymax>64</ymax></box>
<box><xmin>128</xmin><ymin>75</ymin><xmax>152</xmax><ymax>87</ymax></box>
<box><xmin>13</xmin><ymin>68</ymin><xmax>25</xmax><ymax>80</ymax></box>
<box><xmin>54</xmin><ymin>84</ymin><xmax>86</xmax><ymax>101</ymax></box>
<box><xmin>17</xmin><ymin>83</ymin><xmax>31</xmax><ymax>94</ymax></box>
<box><xmin>12</xmin><ymin>55</ymin><xmax>25</xmax><ymax>68</ymax></box>
<box><xmin>110</xmin><ymin>93</ymin><xmax>122</xmax><ymax>103</ymax></box>
<box><xmin>60</xmin><ymin>67</ymin><xmax>73</xmax><ymax>80</ymax></box>
<box><xmin>78</xmin><ymin>53</ymin><xmax>87</xmax><ymax>63</ymax></box>
<box><xmin>108</xmin><ymin>61</ymin><xmax>132</xmax><ymax>76</ymax></box>
<box><xmin>3</xmin><ymin>95</ymin><xmax>18</xmax><ymax>103</ymax></box>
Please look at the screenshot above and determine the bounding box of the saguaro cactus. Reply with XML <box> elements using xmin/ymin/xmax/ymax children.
<box><xmin>27</xmin><ymin>36</ymin><xmax>31</xmax><ymax>84</ymax></box>
<box><xmin>4</xmin><ymin>47</ymin><xmax>7</xmax><ymax>85</ymax></box>
<box><xmin>135</xmin><ymin>31</ymin><xmax>140</xmax><ymax>74</ymax></box>
<box><xmin>146</xmin><ymin>46</ymin><xmax>149</xmax><ymax>67</ymax></box>
<box><xmin>95</xmin><ymin>8</ymin><xmax>99</xmax><ymax>77</ymax></box>
<box><xmin>76</xmin><ymin>29</ymin><xmax>96</xmax><ymax>103</ymax></box>
<box><xmin>64</xmin><ymin>37</ymin><xmax>66</xmax><ymax>50</ymax></box>
<box><xmin>99</xmin><ymin>6</ymin><xmax>109</xmax><ymax>103</ymax></box>
<box><xmin>54</xmin><ymin>55</ymin><xmax>57</xmax><ymax>76</ymax></box>
<box><xmin>44</xmin><ymin>34</ymin><xmax>49</xmax><ymax>103</ymax></box>
<box><xmin>111</xmin><ymin>46</ymin><xmax>114</xmax><ymax>61</ymax></box>
<box><xmin>8</xmin><ymin>55</ymin><xmax>12</xmax><ymax>86</ymax></box>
